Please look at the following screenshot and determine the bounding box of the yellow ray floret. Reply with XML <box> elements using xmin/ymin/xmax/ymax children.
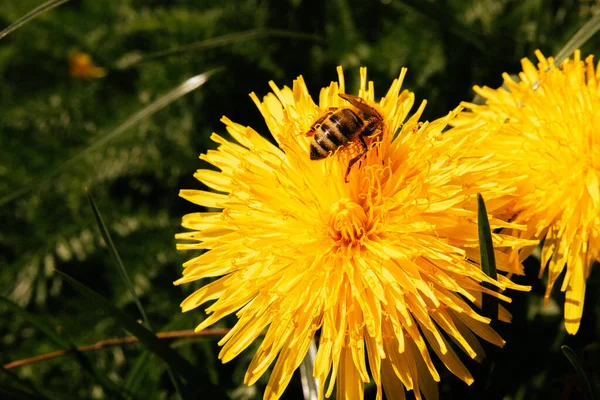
<box><xmin>455</xmin><ymin>50</ymin><xmax>600</xmax><ymax>334</ymax></box>
<box><xmin>177</xmin><ymin>67</ymin><xmax>532</xmax><ymax>399</ymax></box>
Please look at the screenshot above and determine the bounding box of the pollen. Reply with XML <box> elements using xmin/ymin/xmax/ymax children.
<box><xmin>328</xmin><ymin>198</ymin><xmax>370</xmax><ymax>244</ymax></box>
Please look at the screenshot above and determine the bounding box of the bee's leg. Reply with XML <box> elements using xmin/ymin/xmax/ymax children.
<box><xmin>372</xmin><ymin>130</ymin><xmax>383</xmax><ymax>158</ymax></box>
<box><xmin>376</xmin><ymin>130</ymin><xmax>384</xmax><ymax>163</ymax></box>
<box><xmin>368</xmin><ymin>126</ymin><xmax>384</xmax><ymax>162</ymax></box>
<box><xmin>344</xmin><ymin>135</ymin><xmax>368</xmax><ymax>183</ymax></box>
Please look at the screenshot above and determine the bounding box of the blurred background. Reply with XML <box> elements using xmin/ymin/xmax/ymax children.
<box><xmin>0</xmin><ymin>0</ymin><xmax>599</xmax><ymax>399</ymax></box>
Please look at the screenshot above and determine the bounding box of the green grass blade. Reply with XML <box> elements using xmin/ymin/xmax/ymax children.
<box><xmin>0</xmin><ymin>0</ymin><xmax>72</xmax><ymax>41</ymax></box>
<box><xmin>166</xmin><ymin>369</ymin><xmax>186</xmax><ymax>400</ymax></box>
<box><xmin>394</xmin><ymin>0</ymin><xmax>492</xmax><ymax>53</ymax></box>
<box><xmin>0</xmin><ymin>297</ymin><xmax>126</xmax><ymax>399</ymax></box>
<box><xmin>332</xmin><ymin>0</ymin><xmax>357</xmax><ymax>43</ymax></box>
<box><xmin>114</xmin><ymin>30</ymin><xmax>323</xmax><ymax>69</ymax></box>
<box><xmin>124</xmin><ymin>349</ymin><xmax>186</xmax><ymax>399</ymax></box>
<box><xmin>123</xmin><ymin>351</ymin><xmax>150</xmax><ymax>391</ymax></box>
<box><xmin>477</xmin><ymin>193</ymin><xmax>498</xmax><ymax>320</ymax></box>
<box><xmin>86</xmin><ymin>191</ymin><xmax>152</xmax><ymax>330</ymax></box>
<box><xmin>555</xmin><ymin>12</ymin><xmax>600</xmax><ymax>65</ymax></box>
<box><xmin>0</xmin><ymin>69</ymin><xmax>219</xmax><ymax>207</ymax></box>
<box><xmin>55</xmin><ymin>271</ymin><xmax>208</xmax><ymax>388</ymax></box>
<box><xmin>86</xmin><ymin>191</ymin><xmax>185</xmax><ymax>399</ymax></box>
<box><xmin>0</xmin><ymin>297</ymin><xmax>70</xmax><ymax>349</ymax></box>
<box><xmin>87</xmin><ymin>191</ymin><xmax>183</xmax><ymax>398</ymax></box>
<box><xmin>561</xmin><ymin>345</ymin><xmax>597</xmax><ymax>400</ymax></box>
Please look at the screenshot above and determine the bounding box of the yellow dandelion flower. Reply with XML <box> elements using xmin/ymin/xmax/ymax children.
<box><xmin>176</xmin><ymin>67</ymin><xmax>530</xmax><ymax>399</ymax></box>
<box><xmin>455</xmin><ymin>50</ymin><xmax>600</xmax><ymax>334</ymax></box>
<box><xmin>68</xmin><ymin>50</ymin><xmax>107</xmax><ymax>79</ymax></box>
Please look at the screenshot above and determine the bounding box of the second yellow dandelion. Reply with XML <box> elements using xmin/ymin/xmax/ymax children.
<box><xmin>456</xmin><ymin>49</ymin><xmax>600</xmax><ymax>334</ymax></box>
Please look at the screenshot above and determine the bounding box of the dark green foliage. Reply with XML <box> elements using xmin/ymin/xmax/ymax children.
<box><xmin>0</xmin><ymin>1</ymin><xmax>599</xmax><ymax>399</ymax></box>
<box><xmin>1</xmin><ymin>296</ymin><xmax>125</xmax><ymax>398</ymax></box>
<box><xmin>56</xmin><ymin>271</ymin><xmax>210</xmax><ymax>396</ymax></box>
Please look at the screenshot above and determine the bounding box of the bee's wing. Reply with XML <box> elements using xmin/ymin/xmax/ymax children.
<box><xmin>338</xmin><ymin>93</ymin><xmax>380</xmax><ymax>117</ymax></box>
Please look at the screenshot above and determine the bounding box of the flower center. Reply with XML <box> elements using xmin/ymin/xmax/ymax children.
<box><xmin>328</xmin><ymin>198</ymin><xmax>369</xmax><ymax>244</ymax></box>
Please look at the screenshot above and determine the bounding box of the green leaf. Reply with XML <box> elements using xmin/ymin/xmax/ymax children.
<box><xmin>55</xmin><ymin>271</ymin><xmax>209</xmax><ymax>390</ymax></box>
<box><xmin>0</xmin><ymin>0</ymin><xmax>72</xmax><ymax>41</ymax></box>
<box><xmin>0</xmin><ymin>69</ymin><xmax>220</xmax><ymax>207</ymax></box>
<box><xmin>561</xmin><ymin>345</ymin><xmax>597</xmax><ymax>400</ymax></box>
<box><xmin>0</xmin><ymin>297</ymin><xmax>126</xmax><ymax>399</ymax></box>
<box><xmin>555</xmin><ymin>12</ymin><xmax>600</xmax><ymax>65</ymax></box>
<box><xmin>477</xmin><ymin>193</ymin><xmax>498</xmax><ymax>320</ymax></box>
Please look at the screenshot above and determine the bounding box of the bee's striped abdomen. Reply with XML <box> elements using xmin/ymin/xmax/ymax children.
<box><xmin>310</xmin><ymin>109</ymin><xmax>362</xmax><ymax>160</ymax></box>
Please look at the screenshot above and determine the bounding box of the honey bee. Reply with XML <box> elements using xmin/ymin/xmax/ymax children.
<box><xmin>306</xmin><ymin>93</ymin><xmax>384</xmax><ymax>182</ymax></box>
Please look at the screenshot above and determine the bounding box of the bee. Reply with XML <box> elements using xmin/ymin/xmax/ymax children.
<box><xmin>306</xmin><ymin>93</ymin><xmax>384</xmax><ymax>182</ymax></box>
